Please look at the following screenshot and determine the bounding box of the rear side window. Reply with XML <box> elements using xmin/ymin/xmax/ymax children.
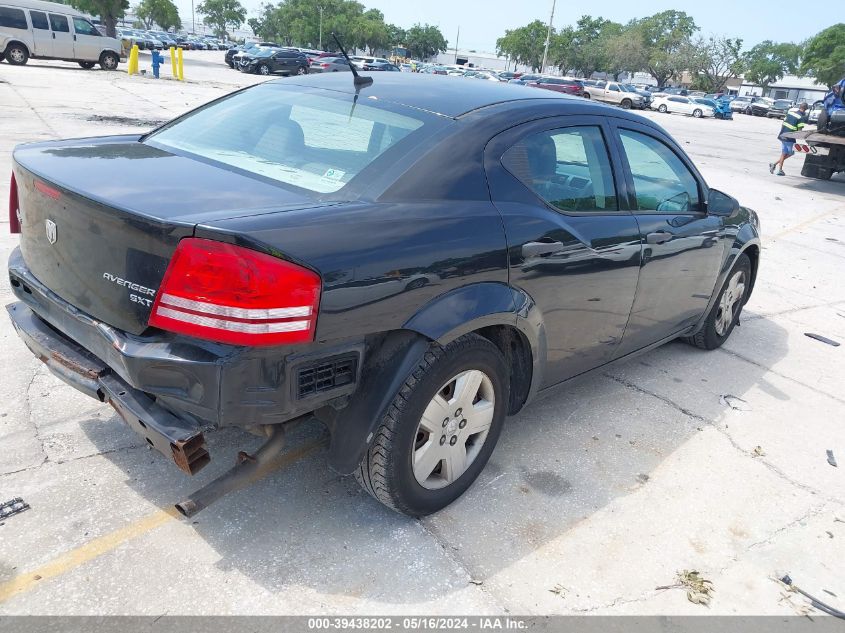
<box><xmin>49</xmin><ymin>14</ymin><xmax>69</xmax><ymax>32</ymax></box>
<box><xmin>618</xmin><ymin>129</ymin><xmax>701</xmax><ymax>213</ymax></box>
<box><xmin>502</xmin><ymin>126</ymin><xmax>618</xmax><ymax>213</ymax></box>
<box><xmin>30</xmin><ymin>10</ymin><xmax>48</xmax><ymax>29</ymax></box>
<box><xmin>0</xmin><ymin>7</ymin><xmax>27</xmax><ymax>29</ymax></box>
<box><xmin>147</xmin><ymin>83</ymin><xmax>430</xmax><ymax>194</ymax></box>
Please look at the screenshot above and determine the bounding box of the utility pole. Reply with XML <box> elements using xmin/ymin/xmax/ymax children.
<box><xmin>541</xmin><ymin>0</ymin><xmax>556</xmax><ymax>73</ymax></box>
<box><xmin>318</xmin><ymin>6</ymin><xmax>324</xmax><ymax>50</ymax></box>
<box><xmin>454</xmin><ymin>26</ymin><xmax>459</xmax><ymax>63</ymax></box>
<box><xmin>191</xmin><ymin>0</ymin><xmax>195</xmax><ymax>34</ymax></box>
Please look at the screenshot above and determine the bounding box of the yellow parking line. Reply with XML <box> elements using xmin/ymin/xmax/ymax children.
<box><xmin>769</xmin><ymin>207</ymin><xmax>842</xmax><ymax>242</ymax></box>
<box><xmin>0</xmin><ymin>436</ymin><xmax>326</xmax><ymax>604</ymax></box>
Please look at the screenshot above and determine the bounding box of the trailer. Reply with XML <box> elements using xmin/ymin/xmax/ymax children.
<box><xmin>781</xmin><ymin>129</ymin><xmax>845</xmax><ymax>181</ymax></box>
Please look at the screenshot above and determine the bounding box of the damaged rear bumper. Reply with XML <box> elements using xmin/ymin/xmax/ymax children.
<box><xmin>7</xmin><ymin>302</ymin><xmax>210</xmax><ymax>474</ymax></box>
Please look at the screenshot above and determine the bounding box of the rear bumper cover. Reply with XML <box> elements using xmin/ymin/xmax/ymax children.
<box><xmin>6</xmin><ymin>247</ymin><xmax>362</xmax><ymax>448</ymax></box>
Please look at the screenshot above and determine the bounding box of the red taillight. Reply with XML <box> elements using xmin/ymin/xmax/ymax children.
<box><xmin>34</xmin><ymin>179</ymin><xmax>61</xmax><ymax>200</ymax></box>
<box><xmin>9</xmin><ymin>172</ymin><xmax>20</xmax><ymax>234</ymax></box>
<box><xmin>321</xmin><ymin>63</ymin><xmax>329</xmax><ymax>68</ymax></box>
<box><xmin>148</xmin><ymin>238</ymin><xmax>321</xmax><ymax>346</ymax></box>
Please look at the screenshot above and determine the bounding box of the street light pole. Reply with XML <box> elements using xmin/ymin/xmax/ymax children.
<box><xmin>454</xmin><ymin>25</ymin><xmax>459</xmax><ymax>63</ymax></box>
<box><xmin>318</xmin><ymin>6</ymin><xmax>324</xmax><ymax>50</ymax></box>
<box><xmin>541</xmin><ymin>0</ymin><xmax>556</xmax><ymax>72</ymax></box>
<box><xmin>191</xmin><ymin>0</ymin><xmax>195</xmax><ymax>34</ymax></box>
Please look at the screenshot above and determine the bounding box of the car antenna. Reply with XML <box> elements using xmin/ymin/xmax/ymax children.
<box><xmin>332</xmin><ymin>32</ymin><xmax>372</xmax><ymax>89</ymax></box>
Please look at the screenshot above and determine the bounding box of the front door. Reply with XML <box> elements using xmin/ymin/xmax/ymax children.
<box><xmin>71</xmin><ymin>16</ymin><xmax>102</xmax><ymax>61</ymax></box>
<box><xmin>485</xmin><ymin>117</ymin><xmax>642</xmax><ymax>387</ymax></box>
<box><xmin>48</xmin><ymin>13</ymin><xmax>73</xmax><ymax>58</ymax></box>
<box><xmin>611</xmin><ymin>122</ymin><xmax>725</xmax><ymax>357</ymax></box>
<box><xmin>28</xmin><ymin>10</ymin><xmax>53</xmax><ymax>57</ymax></box>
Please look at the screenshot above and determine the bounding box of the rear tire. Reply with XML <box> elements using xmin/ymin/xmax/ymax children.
<box><xmin>5</xmin><ymin>43</ymin><xmax>29</xmax><ymax>65</ymax></box>
<box><xmin>583</xmin><ymin>92</ymin><xmax>591</xmax><ymax>99</ymax></box>
<box><xmin>684</xmin><ymin>254</ymin><xmax>751</xmax><ymax>350</ymax></box>
<box><xmin>78</xmin><ymin>61</ymin><xmax>96</xmax><ymax>69</ymax></box>
<box><xmin>658</xmin><ymin>104</ymin><xmax>668</xmax><ymax>113</ymax></box>
<box><xmin>816</xmin><ymin>109</ymin><xmax>829</xmax><ymax>133</ymax></box>
<box><xmin>297</xmin><ymin>65</ymin><xmax>307</xmax><ymax>75</ymax></box>
<box><xmin>356</xmin><ymin>334</ymin><xmax>509</xmax><ymax>517</ymax></box>
<box><xmin>693</xmin><ymin>109</ymin><xmax>703</xmax><ymax>118</ymax></box>
<box><xmin>621</xmin><ymin>99</ymin><xmax>632</xmax><ymax>110</ymax></box>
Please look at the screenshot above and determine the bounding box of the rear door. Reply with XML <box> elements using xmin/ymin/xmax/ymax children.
<box><xmin>47</xmin><ymin>13</ymin><xmax>73</xmax><ymax>58</ymax></box>
<box><xmin>485</xmin><ymin>116</ymin><xmax>642</xmax><ymax>387</ymax></box>
<box><xmin>70</xmin><ymin>16</ymin><xmax>101</xmax><ymax>61</ymax></box>
<box><xmin>28</xmin><ymin>10</ymin><xmax>52</xmax><ymax>56</ymax></box>
<box><xmin>609</xmin><ymin>120</ymin><xmax>725</xmax><ymax>356</ymax></box>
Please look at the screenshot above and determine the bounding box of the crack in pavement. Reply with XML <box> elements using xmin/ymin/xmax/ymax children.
<box><xmin>603</xmin><ymin>373</ymin><xmax>842</xmax><ymax>506</ymax></box>
<box><xmin>4</xmin><ymin>82</ymin><xmax>61</xmax><ymax>138</ymax></box>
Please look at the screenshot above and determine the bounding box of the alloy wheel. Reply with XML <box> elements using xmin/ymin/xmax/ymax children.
<box><xmin>412</xmin><ymin>369</ymin><xmax>495</xmax><ymax>490</ymax></box>
<box><xmin>9</xmin><ymin>48</ymin><xmax>25</xmax><ymax>63</ymax></box>
<box><xmin>715</xmin><ymin>270</ymin><xmax>746</xmax><ymax>336</ymax></box>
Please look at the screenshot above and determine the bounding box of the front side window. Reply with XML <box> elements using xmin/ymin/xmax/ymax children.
<box><xmin>30</xmin><ymin>10</ymin><xmax>48</xmax><ymax>29</ymax></box>
<box><xmin>619</xmin><ymin>129</ymin><xmax>701</xmax><ymax>213</ymax></box>
<box><xmin>502</xmin><ymin>126</ymin><xmax>618</xmax><ymax>213</ymax></box>
<box><xmin>147</xmin><ymin>83</ymin><xmax>430</xmax><ymax>194</ymax></box>
<box><xmin>49</xmin><ymin>14</ymin><xmax>69</xmax><ymax>32</ymax></box>
<box><xmin>0</xmin><ymin>7</ymin><xmax>27</xmax><ymax>29</ymax></box>
<box><xmin>72</xmin><ymin>17</ymin><xmax>99</xmax><ymax>36</ymax></box>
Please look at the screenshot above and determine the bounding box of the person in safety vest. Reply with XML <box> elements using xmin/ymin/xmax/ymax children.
<box><xmin>769</xmin><ymin>102</ymin><xmax>809</xmax><ymax>176</ymax></box>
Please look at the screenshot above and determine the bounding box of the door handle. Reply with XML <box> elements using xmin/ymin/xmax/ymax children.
<box><xmin>52</xmin><ymin>32</ymin><xmax>56</xmax><ymax>39</ymax></box>
<box><xmin>522</xmin><ymin>240</ymin><xmax>565</xmax><ymax>258</ymax></box>
<box><xmin>646</xmin><ymin>231</ymin><xmax>672</xmax><ymax>245</ymax></box>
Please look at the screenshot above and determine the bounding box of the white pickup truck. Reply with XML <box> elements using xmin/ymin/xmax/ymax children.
<box><xmin>584</xmin><ymin>81</ymin><xmax>647</xmax><ymax>110</ymax></box>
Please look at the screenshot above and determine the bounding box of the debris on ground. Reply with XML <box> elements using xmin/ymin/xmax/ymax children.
<box><xmin>549</xmin><ymin>584</ymin><xmax>568</xmax><ymax>597</ymax></box>
<box><xmin>0</xmin><ymin>497</ymin><xmax>30</xmax><ymax>520</ymax></box>
<box><xmin>720</xmin><ymin>394</ymin><xmax>752</xmax><ymax>411</ymax></box>
<box><xmin>804</xmin><ymin>333</ymin><xmax>841</xmax><ymax>347</ymax></box>
<box><xmin>779</xmin><ymin>574</ymin><xmax>845</xmax><ymax>619</ymax></box>
<box><xmin>827</xmin><ymin>450</ymin><xmax>838</xmax><ymax>468</ymax></box>
<box><xmin>656</xmin><ymin>570</ymin><xmax>715</xmax><ymax>606</ymax></box>
<box><xmin>468</xmin><ymin>579</ymin><xmax>483</xmax><ymax>586</ymax></box>
<box><xmin>753</xmin><ymin>446</ymin><xmax>766</xmax><ymax>457</ymax></box>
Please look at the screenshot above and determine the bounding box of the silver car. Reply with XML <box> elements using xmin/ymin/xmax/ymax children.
<box><xmin>309</xmin><ymin>57</ymin><xmax>351</xmax><ymax>73</ymax></box>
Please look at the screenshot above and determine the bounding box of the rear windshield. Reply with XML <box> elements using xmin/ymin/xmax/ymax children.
<box><xmin>146</xmin><ymin>83</ymin><xmax>432</xmax><ymax>194</ymax></box>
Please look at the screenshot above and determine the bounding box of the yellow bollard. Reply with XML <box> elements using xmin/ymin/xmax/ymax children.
<box><xmin>177</xmin><ymin>47</ymin><xmax>184</xmax><ymax>81</ymax></box>
<box><xmin>127</xmin><ymin>44</ymin><xmax>139</xmax><ymax>75</ymax></box>
<box><xmin>169</xmin><ymin>46</ymin><xmax>177</xmax><ymax>79</ymax></box>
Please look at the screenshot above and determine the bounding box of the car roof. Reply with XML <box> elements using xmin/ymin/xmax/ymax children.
<box><xmin>278</xmin><ymin>72</ymin><xmax>576</xmax><ymax>118</ymax></box>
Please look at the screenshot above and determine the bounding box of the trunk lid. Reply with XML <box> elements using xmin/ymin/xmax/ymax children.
<box><xmin>13</xmin><ymin>136</ymin><xmax>321</xmax><ymax>335</ymax></box>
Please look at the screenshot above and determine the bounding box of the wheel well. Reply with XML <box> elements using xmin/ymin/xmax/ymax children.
<box><xmin>4</xmin><ymin>40</ymin><xmax>29</xmax><ymax>54</ymax></box>
<box><xmin>475</xmin><ymin>325</ymin><xmax>533</xmax><ymax>415</ymax></box>
<box><xmin>743</xmin><ymin>244</ymin><xmax>760</xmax><ymax>297</ymax></box>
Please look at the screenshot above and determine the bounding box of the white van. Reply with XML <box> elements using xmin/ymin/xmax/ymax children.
<box><xmin>0</xmin><ymin>0</ymin><xmax>122</xmax><ymax>69</ymax></box>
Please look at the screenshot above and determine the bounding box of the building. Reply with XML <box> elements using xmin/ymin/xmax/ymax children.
<box><xmin>433</xmin><ymin>49</ymin><xmax>514</xmax><ymax>71</ymax></box>
<box><xmin>736</xmin><ymin>75</ymin><xmax>827</xmax><ymax>102</ymax></box>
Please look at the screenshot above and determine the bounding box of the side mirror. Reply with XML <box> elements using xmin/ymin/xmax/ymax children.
<box><xmin>707</xmin><ymin>189</ymin><xmax>740</xmax><ymax>217</ymax></box>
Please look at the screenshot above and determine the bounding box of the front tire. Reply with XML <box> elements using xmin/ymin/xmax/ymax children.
<box><xmin>684</xmin><ymin>254</ymin><xmax>751</xmax><ymax>350</ymax></box>
<box><xmin>257</xmin><ymin>63</ymin><xmax>270</xmax><ymax>75</ymax></box>
<box><xmin>5</xmin><ymin>43</ymin><xmax>29</xmax><ymax>65</ymax></box>
<box><xmin>99</xmin><ymin>51</ymin><xmax>119</xmax><ymax>70</ymax></box>
<box><xmin>621</xmin><ymin>99</ymin><xmax>632</xmax><ymax>110</ymax></box>
<box><xmin>693</xmin><ymin>109</ymin><xmax>703</xmax><ymax>118</ymax></box>
<box><xmin>356</xmin><ymin>334</ymin><xmax>509</xmax><ymax>516</ymax></box>
<box><xmin>658</xmin><ymin>104</ymin><xmax>668</xmax><ymax>113</ymax></box>
<box><xmin>816</xmin><ymin>109</ymin><xmax>829</xmax><ymax>133</ymax></box>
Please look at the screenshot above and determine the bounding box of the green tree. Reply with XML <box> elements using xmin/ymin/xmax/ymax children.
<box><xmin>135</xmin><ymin>0</ymin><xmax>181</xmax><ymax>31</ymax></box>
<box><xmin>568</xmin><ymin>15</ymin><xmax>623</xmax><ymax>77</ymax></box>
<box><xmin>801</xmin><ymin>24</ymin><xmax>845</xmax><ymax>88</ymax></box>
<box><xmin>386</xmin><ymin>24</ymin><xmax>406</xmax><ymax>48</ymax></box>
<box><xmin>197</xmin><ymin>0</ymin><xmax>246</xmax><ymax>38</ymax></box>
<box><xmin>744</xmin><ymin>40</ymin><xmax>801</xmax><ymax>89</ymax></box>
<box><xmin>67</xmin><ymin>0</ymin><xmax>128</xmax><ymax>37</ymax></box>
<box><xmin>685</xmin><ymin>36</ymin><xmax>745</xmax><ymax>92</ymax></box>
<box><xmin>405</xmin><ymin>23</ymin><xmax>447</xmax><ymax>60</ymax></box>
<box><xmin>630</xmin><ymin>10</ymin><xmax>698</xmax><ymax>87</ymax></box>
<box><xmin>496</xmin><ymin>20</ymin><xmax>548</xmax><ymax>72</ymax></box>
<box><xmin>605</xmin><ymin>28</ymin><xmax>649</xmax><ymax>81</ymax></box>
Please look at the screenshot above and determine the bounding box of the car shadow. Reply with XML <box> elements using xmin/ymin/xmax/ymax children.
<box><xmin>80</xmin><ymin>314</ymin><xmax>789</xmax><ymax>606</ymax></box>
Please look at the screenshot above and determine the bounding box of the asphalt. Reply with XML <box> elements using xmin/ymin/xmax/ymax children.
<box><xmin>0</xmin><ymin>51</ymin><xmax>843</xmax><ymax>616</ymax></box>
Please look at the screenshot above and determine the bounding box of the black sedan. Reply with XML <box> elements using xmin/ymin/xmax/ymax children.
<box><xmin>239</xmin><ymin>48</ymin><xmax>309</xmax><ymax>76</ymax></box>
<box><xmin>6</xmin><ymin>74</ymin><xmax>760</xmax><ymax>518</ymax></box>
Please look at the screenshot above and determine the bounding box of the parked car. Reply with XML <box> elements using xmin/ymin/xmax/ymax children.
<box><xmin>808</xmin><ymin>101</ymin><xmax>824</xmax><ymax>123</ymax></box>
<box><xmin>508</xmin><ymin>73</ymin><xmax>542</xmax><ymax>85</ymax></box>
<box><xmin>239</xmin><ymin>47</ymin><xmax>308</xmax><ymax>76</ymax></box>
<box><xmin>730</xmin><ymin>96</ymin><xmax>753</xmax><ymax>112</ymax></box>
<box><xmin>0</xmin><ymin>0</ymin><xmax>122</xmax><ymax>69</ymax></box>
<box><xmin>766</xmin><ymin>99</ymin><xmax>794</xmax><ymax>119</ymax></box>
<box><xmin>309</xmin><ymin>56</ymin><xmax>351</xmax><ymax>73</ymax></box>
<box><xmin>362</xmin><ymin>61</ymin><xmax>400</xmax><ymax>71</ymax></box>
<box><xmin>622</xmin><ymin>84</ymin><xmax>653</xmax><ymax>109</ymax></box>
<box><xmin>527</xmin><ymin>77</ymin><xmax>586</xmax><ymax>97</ymax></box>
<box><xmin>745</xmin><ymin>97</ymin><xmax>774</xmax><ymax>117</ymax></box>
<box><xmin>6</xmin><ymin>73</ymin><xmax>760</xmax><ymax>518</ymax></box>
<box><xmin>652</xmin><ymin>95</ymin><xmax>715</xmax><ymax>118</ymax></box>
<box><xmin>584</xmin><ymin>80</ymin><xmax>646</xmax><ymax>109</ymax></box>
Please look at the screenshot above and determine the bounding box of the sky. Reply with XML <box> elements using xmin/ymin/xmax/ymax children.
<box><xmin>175</xmin><ymin>0</ymin><xmax>834</xmax><ymax>52</ymax></box>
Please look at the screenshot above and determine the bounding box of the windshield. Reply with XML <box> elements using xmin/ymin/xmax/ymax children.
<box><xmin>253</xmin><ymin>49</ymin><xmax>276</xmax><ymax>58</ymax></box>
<box><xmin>774</xmin><ymin>100</ymin><xmax>792</xmax><ymax>108</ymax></box>
<box><xmin>146</xmin><ymin>83</ymin><xmax>433</xmax><ymax>194</ymax></box>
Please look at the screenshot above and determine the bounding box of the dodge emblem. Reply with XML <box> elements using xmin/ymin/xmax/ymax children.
<box><xmin>45</xmin><ymin>219</ymin><xmax>57</xmax><ymax>245</ymax></box>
